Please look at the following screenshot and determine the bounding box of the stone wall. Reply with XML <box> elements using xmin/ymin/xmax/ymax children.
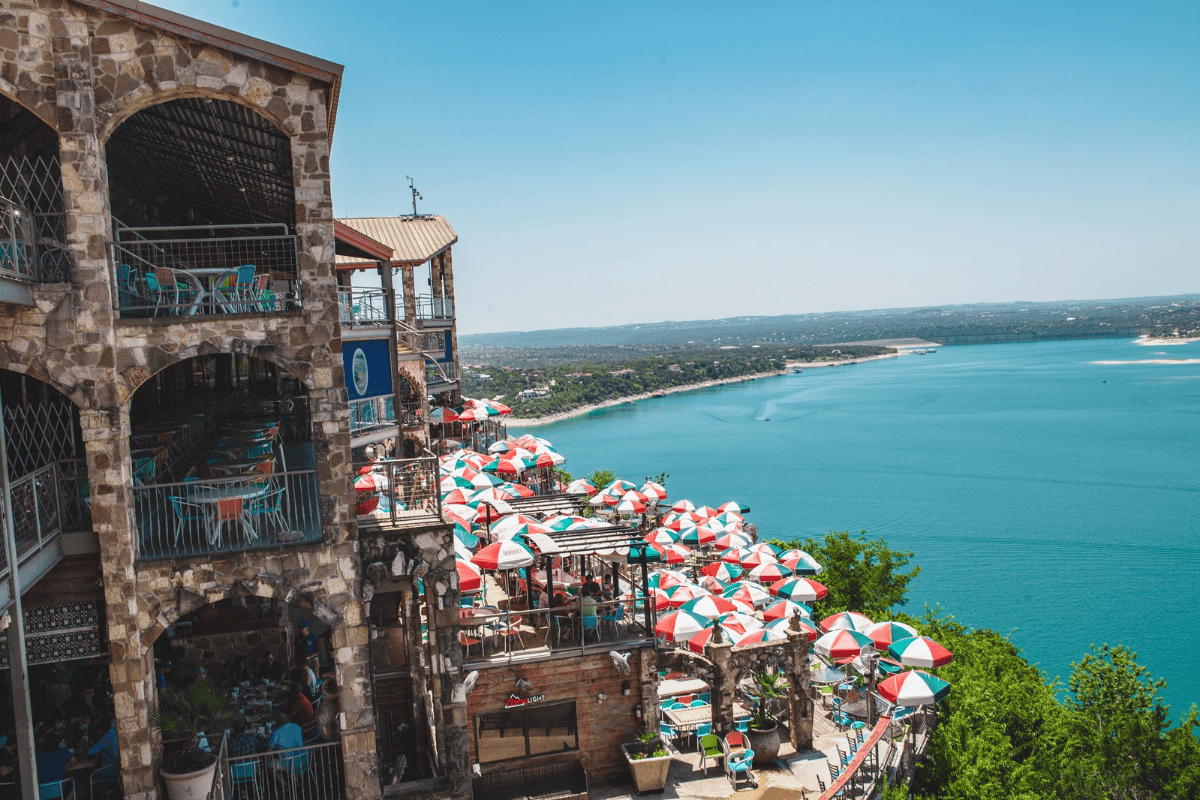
<box><xmin>465</xmin><ymin>650</ymin><xmax>650</xmax><ymax>783</ymax></box>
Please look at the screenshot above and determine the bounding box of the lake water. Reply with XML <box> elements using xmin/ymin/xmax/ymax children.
<box><xmin>512</xmin><ymin>338</ymin><xmax>1200</xmax><ymax>717</ymax></box>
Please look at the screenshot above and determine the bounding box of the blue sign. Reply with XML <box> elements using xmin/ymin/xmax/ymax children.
<box><xmin>343</xmin><ymin>339</ymin><xmax>392</xmax><ymax>400</ymax></box>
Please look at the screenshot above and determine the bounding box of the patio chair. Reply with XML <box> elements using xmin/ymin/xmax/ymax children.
<box><xmin>725</xmin><ymin>748</ymin><xmax>754</xmax><ymax>789</ymax></box>
<box><xmin>581</xmin><ymin>614</ymin><xmax>600</xmax><ymax>644</ymax></box>
<box><xmin>248</xmin><ymin>485</ymin><xmax>289</xmax><ymax>535</ymax></box>
<box><xmin>252</xmin><ymin>273</ymin><xmax>273</xmax><ymax>311</ymax></box>
<box><xmin>235</xmin><ymin>264</ymin><xmax>257</xmax><ymax>311</ymax></box>
<box><xmin>734</xmin><ymin>717</ymin><xmax>750</xmax><ymax>733</ymax></box>
<box><xmin>460</xmin><ymin>630</ymin><xmax>483</xmax><ymax>659</ymax></box>
<box><xmin>213</xmin><ymin>269</ymin><xmax>241</xmax><ymax>313</ymax></box>
<box><xmin>600</xmin><ymin>602</ymin><xmax>625</xmax><ymax>637</ymax></box>
<box><xmin>698</xmin><ymin>733</ymin><xmax>723</xmax><ymax>774</ymax></box>
<box><xmin>689</xmin><ymin>699</ymin><xmax>708</xmax><ymax>708</ymax></box>
<box><xmin>724</xmin><ymin>731</ymin><xmax>747</xmax><ymax>752</ymax></box>
<box><xmin>168</xmin><ymin>494</ymin><xmax>208</xmax><ymax>545</ymax></box>
<box><xmin>659</xmin><ymin>721</ymin><xmax>675</xmax><ymax>740</ymax></box>
<box><xmin>229</xmin><ymin>757</ymin><xmax>263</xmax><ymax>800</ymax></box>
<box><xmin>37</xmin><ymin>778</ymin><xmax>73</xmax><ymax>800</ymax></box>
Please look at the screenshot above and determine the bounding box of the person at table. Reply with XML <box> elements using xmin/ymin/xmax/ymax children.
<box><xmin>581</xmin><ymin>574</ymin><xmax>600</xmax><ymax>596</ymax></box>
<box><xmin>87</xmin><ymin>715</ymin><xmax>120</xmax><ymax>798</ymax></box>
<box><xmin>580</xmin><ymin>586</ymin><xmax>598</xmax><ymax>621</ymax></box>
<box><xmin>229</xmin><ymin>717</ymin><xmax>264</xmax><ymax>757</ymax></box>
<box><xmin>289</xmin><ymin>666</ymin><xmax>320</xmax><ymax>702</ymax></box>
<box><xmin>601</xmin><ymin>575</ymin><xmax>615</xmax><ymax>602</ymax></box>
<box><xmin>228</xmin><ymin>655</ymin><xmax>256</xmax><ymax>686</ymax></box>
<box><xmin>258</xmin><ymin>651</ymin><xmax>286</xmax><ymax>684</ymax></box>
<box><xmin>35</xmin><ymin>732</ymin><xmax>76</xmax><ymax>799</ymax></box>
<box><xmin>285</xmin><ymin>682</ymin><xmax>313</xmax><ymax>726</ymax></box>
<box><xmin>296</xmin><ymin>620</ymin><xmax>320</xmax><ymax>673</ymax></box>
<box><xmin>267</xmin><ymin>712</ymin><xmax>308</xmax><ymax>783</ymax></box>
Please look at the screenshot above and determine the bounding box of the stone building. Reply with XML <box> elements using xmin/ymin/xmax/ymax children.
<box><xmin>0</xmin><ymin>1</ymin><xmax>467</xmax><ymax>798</ymax></box>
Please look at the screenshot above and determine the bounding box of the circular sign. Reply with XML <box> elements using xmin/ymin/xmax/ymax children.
<box><xmin>351</xmin><ymin>348</ymin><xmax>369</xmax><ymax>396</ymax></box>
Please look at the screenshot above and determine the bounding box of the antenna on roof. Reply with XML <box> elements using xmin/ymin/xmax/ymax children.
<box><xmin>406</xmin><ymin>176</ymin><xmax>423</xmax><ymax>216</ymax></box>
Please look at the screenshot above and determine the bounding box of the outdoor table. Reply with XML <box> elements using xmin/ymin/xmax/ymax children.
<box><xmin>841</xmin><ymin>698</ymin><xmax>872</xmax><ymax>719</ymax></box>
<box><xmin>188</xmin><ymin>481</ymin><xmax>268</xmax><ymax>544</ymax></box>
<box><xmin>664</xmin><ymin>704</ymin><xmax>711</xmax><ymax>733</ymax></box>
<box><xmin>207</xmin><ymin>457</ymin><xmax>270</xmax><ymax>476</ymax></box>
<box><xmin>529</xmin><ymin>569</ymin><xmax>579</xmax><ymax>590</ymax></box>
<box><xmin>659</xmin><ymin>677</ymin><xmax>709</xmax><ymax>700</ymax></box>
<box><xmin>175</xmin><ymin>266</ymin><xmax>243</xmax><ymax>315</ymax></box>
<box><xmin>811</xmin><ymin>667</ymin><xmax>849</xmax><ymax>685</ymax></box>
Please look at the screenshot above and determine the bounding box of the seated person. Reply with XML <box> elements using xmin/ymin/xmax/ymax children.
<box><xmin>580</xmin><ymin>587</ymin><xmax>598</xmax><ymax>619</ymax></box>
<box><xmin>229</xmin><ymin>718</ymin><xmax>264</xmax><ymax>757</ymax></box>
<box><xmin>267</xmin><ymin>712</ymin><xmax>307</xmax><ymax>779</ymax></box>
<box><xmin>289</xmin><ymin>666</ymin><xmax>320</xmax><ymax>702</ymax></box>
<box><xmin>228</xmin><ymin>656</ymin><xmax>256</xmax><ymax>686</ymax></box>
<box><xmin>88</xmin><ymin>716</ymin><xmax>119</xmax><ymax>777</ymax></box>
<box><xmin>581</xmin><ymin>574</ymin><xmax>600</xmax><ymax>596</ymax></box>
<box><xmin>285</xmin><ymin>682</ymin><xmax>313</xmax><ymax>727</ymax></box>
<box><xmin>601</xmin><ymin>575</ymin><xmax>615</xmax><ymax>602</ymax></box>
<box><xmin>35</xmin><ymin>732</ymin><xmax>76</xmax><ymax>798</ymax></box>
<box><xmin>257</xmin><ymin>651</ymin><xmax>287</xmax><ymax>684</ymax></box>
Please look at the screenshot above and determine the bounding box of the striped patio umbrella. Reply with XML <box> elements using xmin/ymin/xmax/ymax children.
<box><xmin>698</xmin><ymin>575</ymin><xmax>730</xmax><ymax>594</ymax></box>
<box><xmin>721</xmin><ymin>547</ymin><xmax>754</xmax><ymax>565</ymax></box>
<box><xmin>814</xmin><ymin>628</ymin><xmax>874</xmax><ymax>661</ymax></box>
<box><xmin>440</xmin><ymin>475</ymin><xmax>475</xmax><ymax>492</ymax></box>
<box><xmin>545</xmin><ymin>515</ymin><xmax>591</xmax><ymax>531</ymax></box>
<box><xmin>866</xmin><ymin>621</ymin><xmax>920</xmax><ymax>651</ymax></box>
<box><xmin>718</xmin><ymin>501</ymin><xmax>748</xmax><ymax>514</ymax></box>
<box><xmin>665</xmin><ymin>583</ymin><xmax>708</xmax><ymax>608</ymax></box>
<box><xmin>428</xmin><ymin>406</ymin><xmax>459</xmax><ymax>423</ymax></box>
<box><xmin>442</xmin><ymin>489</ymin><xmax>473</xmax><ymax>506</ymax></box>
<box><xmin>670</xmin><ymin>499</ymin><xmax>697</xmax><ymax>513</ymax></box>
<box><xmin>820</xmin><ymin>610</ymin><xmax>874</xmax><ymax>634</ymax></box>
<box><xmin>747</xmin><ymin>562</ymin><xmax>793</xmax><ymax>583</ymax></box>
<box><xmin>648</xmin><ymin>570</ymin><xmax>691</xmax><ymax>591</ymax></box>
<box><xmin>654</xmin><ymin>609</ymin><xmax>713</xmax><ymax>642</ymax></box>
<box><xmin>443</xmin><ymin>503</ymin><xmax>481</xmax><ymax>524</ymax></box>
<box><xmin>877</xmin><ymin>670</ymin><xmax>951</xmax><ymax>706</ymax></box>
<box><xmin>700</xmin><ymin>561</ymin><xmax>743</xmax><ymax>582</ymax></box>
<box><xmin>644</xmin><ymin>528</ymin><xmax>680</xmax><ymax>546</ymax></box>
<box><xmin>487</xmin><ymin>440</ymin><xmax>516</xmax><ymax>454</ymax></box>
<box><xmin>680</xmin><ymin>595</ymin><xmax>741</xmax><ymax>619</ymax></box>
<box><xmin>778</xmin><ymin>549</ymin><xmax>824</xmax><ymax>576</ymax></box>
<box><xmin>456</xmin><ymin>558</ymin><xmax>482</xmax><ymax>593</ymax></box>
<box><xmin>565</xmin><ymin>478</ymin><xmax>599</xmax><ymax>496</ymax></box>
<box><xmin>494</xmin><ymin>522</ymin><xmax>551</xmax><ymax>541</ymax></box>
<box><xmin>651</xmin><ymin>542</ymin><xmax>690</xmax><ymax>565</ymax></box>
<box><xmin>762</xmin><ymin>598</ymin><xmax>813</xmax><ymax>623</ymax></box>
<box><xmin>715</xmin><ymin>531</ymin><xmax>754</xmax><ymax>550</ymax></box>
<box><xmin>693</xmin><ymin>506</ymin><xmax>720</xmax><ymax>519</ymax></box>
<box><xmin>679</xmin><ymin>526</ymin><xmax>717</xmax><ymax>546</ymax></box>
<box><xmin>665</xmin><ymin>512</ymin><xmax>707</xmax><ymax>531</ymax></box>
<box><xmin>768</xmin><ymin>577</ymin><xmax>828</xmax><ymax>604</ymax></box>
<box><xmin>621</xmin><ymin>587</ymin><xmax>670</xmax><ymax>611</ymax></box>
<box><xmin>721</xmin><ymin>581</ymin><xmax>772</xmax><ymax>608</ymax></box>
<box><xmin>739</xmin><ymin>550</ymin><xmax>779</xmax><ymax>569</ymax></box>
<box><xmin>490</xmin><ymin>514</ymin><xmax>544</xmax><ymax>536</ymax></box>
<box><xmin>716</xmin><ymin>611</ymin><xmax>764</xmax><ymax>635</ymax></box>
<box><xmin>531</xmin><ymin>450</ymin><xmax>566</xmax><ymax>468</ymax></box>
<box><xmin>747</xmin><ymin>542</ymin><xmax>781</xmax><ymax>557</ymax></box>
<box><xmin>640</xmin><ymin>481</ymin><xmax>668</xmax><ymax>501</ymax></box>
<box><xmin>734</xmin><ymin>628</ymin><xmax>787</xmax><ymax>647</ymax></box>
<box><xmin>604</xmin><ymin>479</ymin><xmax>638</xmax><ymax>495</ymax></box>
<box><xmin>453</xmin><ymin>525</ymin><xmax>479</xmax><ymax>550</ymax></box>
<box><xmin>888</xmin><ymin>636</ymin><xmax>954</xmax><ymax>668</ymax></box>
<box><xmin>497</xmin><ymin>482</ymin><xmax>535</xmax><ymax>499</ymax></box>
<box><xmin>764</xmin><ymin>617</ymin><xmax>820</xmax><ymax>641</ymax></box>
<box><xmin>471</xmin><ymin>540</ymin><xmax>536</xmax><ymax>571</ymax></box>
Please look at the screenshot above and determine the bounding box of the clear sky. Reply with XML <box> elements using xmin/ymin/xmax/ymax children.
<box><xmin>155</xmin><ymin>0</ymin><xmax>1199</xmax><ymax>335</ymax></box>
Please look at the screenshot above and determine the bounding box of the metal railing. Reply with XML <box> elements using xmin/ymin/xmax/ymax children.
<box><xmin>0</xmin><ymin>462</ymin><xmax>63</xmax><ymax>577</ymax></box>
<box><xmin>108</xmin><ymin>223</ymin><xmax>300</xmax><ymax>318</ymax></box>
<box><xmin>133</xmin><ymin>470</ymin><xmax>322</xmax><ymax>561</ymax></box>
<box><xmin>224</xmin><ymin>739</ymin><xmax>343</xmax><ymax>800</ymax></box>
<box><xmin>207</xmin><ymin>731</ymin><xmax>229</xmax><ymax>800</ymax></box>
<box><xmin>0</xmin><ymin>195</ymin><xmax>38</xmax><ymax>282</ymax></box>
<box><xmin>426</xmin><ymin>361</ymin><xmax>459</xmax><ymax>387</ymax></box>
<box><xmin>352</xmin><ymin>457</ymin><xmax>441</xmax><ymax>527</ymax></box>
<box><xmin>415</xmin><ymin>294</ymin><xmax>453</xmax><ymax>321</ymax></box>
<box><xmin>348</xmin><ymin>398</ymin><xmax>422</xmax><ymax>435</ymax></box>
<box><xmin>460</xmin><ymin>598</ymin><xmax>655</xmax><ymax>668</ymax></box>
<box><xmin>338</xmin><ymin>288</ymin><xmax>393</xmax><ymax>327</ymax></box>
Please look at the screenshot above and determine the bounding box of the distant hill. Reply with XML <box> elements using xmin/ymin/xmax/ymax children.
<box><xmin>460</xmin><ymin>295</ymin><xmax>1200</xmax><ymax>350</ymax></box>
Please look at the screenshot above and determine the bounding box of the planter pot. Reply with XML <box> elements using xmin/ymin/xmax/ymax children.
<box><xmin>621</xmin><ymin>737</ymin><xmax>677</xmax><ymax>795</ymax></box>
<box><xmin>745</xmin><ymin>720</ymin><xmax>780</xmax><ymax>766</ymax></box>
<box><xmin>162</xmin><ymin>760</ymin><xmax>218</xmax><ymax>800</ymax></box>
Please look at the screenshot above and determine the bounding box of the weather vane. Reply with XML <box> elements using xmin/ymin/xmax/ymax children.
<box><xmin>406</xmin><ymin>176</ymin><xmax>423</xmax><ymax>216</ymax></box>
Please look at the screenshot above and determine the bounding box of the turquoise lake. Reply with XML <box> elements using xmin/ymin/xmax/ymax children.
<box><xmin>511</xmin><ymin>338</ymin><xmax>1200</xmax><ymax>717</ymax></box>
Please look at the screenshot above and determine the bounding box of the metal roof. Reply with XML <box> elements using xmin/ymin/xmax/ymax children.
<box><xmin>335</xmin><ymin>216</ymin><xmax>458</xmax><ymax>266</ymax></box>
<box><xmin>74</xmin><ymin>0</ymin><xmax>344</xmax><ymax>137</ymax></box>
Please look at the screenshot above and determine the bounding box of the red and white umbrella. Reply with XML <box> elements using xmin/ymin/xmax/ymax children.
<box><xmin>531</xmin><ymin>450</ymin><xmax>566</xmax><ymax>468</ymax></box>
<box><xmin>654</xmin><ymin>609</ymin><xmax>713</xmax><ymax>642</ymax></box>
<box><xmin>616</xmin><ymin>491</ymin><xmax>647</xmax><ymax>515</ymax></box>
<box><xmin>739</xmin><ymin>550</ymin><xmax>779</xmax><ymax>569</ymax></box>
<box><xmin>700</xmin><ymin>561</ymin><xmax>743</xmax><ymax>582</ymax></box>
<box><xmin>443</xmin><ymin>503</ymin><xmax>481</xmax><ymax>524</ymax></box>
<box><xmin>620</xmin><ymin>588</ymin><xmax>669</xmax><ymax>611</ymax></box>
<box><xmin>670</xmin><ymin>499</ymin><xmax>697</xmax><ymax>513</ymax></box>
<box><xmin>693</xmin><ymin>505</ymin><xmax>720</xmax><ymax>519</ymax></box>
<box><xmin>814</xmin><ymin>628</ymin><xmax>875</xmax><ymax>661</ymax></box>
<box><xmin>565</xmin><ymin>478</ymin><xmax>599</xmax><ymax>496</ymax></box>
<box><xmin>866</xmin><ymin>621</ymin><xmax>920</xmax><ymax>651</ymax></box>
<box><xmin>768</xmin><ymin>577</ymin><xmax>828</xmax><ymax>604</ymax></box>
<box><xmin>820</xmin><ymin>611</ymin><xmax>874</xmax><ymax>634</ymax></box>
<box><xmin>652</xmin><ymin>542</ymin><xmax>690</xmax><ymax>565</ymax></box>
<box><xmin>887</xmin><ymin>636</ymin><xmax>954</xmax><ymax>668</ymax></box>
<box><xmin>747</xmin><ymin>562</ymin><xmax>793</xmax><ymax>584</ymax></box>
<box><xmin>678</xmin><ymin>525</ymin><xmax>717</xmax><ymax>545</ymax></box>
<box><xmin>648</xmin><ymin>570</ymin><xmax>691</xmax><ymax>591</ymax></box>
<box><xmin>747</xmin><ymin>542</ymin><xmax>781</xmax><ymax>557</ymax></box>
<box><xmin>779</xmin><ymin>549</ymin><xmax>823</xmax><ymax>575</ymax></box>
<box><xmin>456</xmin><ymin>559</ymin><xmax>482</xmax><ymax>593</ymax></box>
<box><xmin>734</xmin><ymin>628</ymin><xmax>787</xmax><ymax>647</ymax></box>
<box><xmin>442</xmin><ymin>488</ymin><xmax>473</xmax><ymax>506</ymax></box>
<box><xmin>764</xmin><ymin>617</ymin><xmax>819</xmax><ymax>641</ymax></box>
<box><xmin>644</xmin><ymin>528</ymin><xmax>680</xmax><ymax>546</ymax></box>
<box><xmin>763</xmin><ymin>598</ymin><xmax>813</xmax><ymax>623</ymax></box>
<box><xmin>721</xmin><ymin>581</ymin><xmax>772</xmax><ymax>608</ymax></box>
<box><xmin>698</xmin><ymin>575</ymin><xmax>730</xmax><ymax>594</ymax></box>
<box><xmin>604</xmin><ymin>479</ymin><xmax>638</xmax><ymax>495</ymax></box>
<box><xmin>680</xmin><ymin>595</ymin><xmax>741</xmax><ymax>619</ymax></box>
<box><xmin>718</xmin><ymin>501</ymin><xmax>746</xmax><ymax>514</ymax></box>
<box><xmin>640</xmin><ymin>481</ymin><xmax>668</xmax><ymax>501</ymax></box>
<box><xmin>716</xmin><ymin>611</ymin><xmax>763</xmax><ymax>635</ymax></box>
<box><xmin>665</xmin><ymin>583</ymin><xmax>707</xmax><ymax>608</ymax></box>
<box><xmin>471</xmin><ymin>541</ymin><xmax>536</xmax><ymax>571</ymax></box>
<box><xmin>715</xmin><ymin>531</ymin><xmax>754</xmax><ymax>550</ymax></box>
<box><xmin>877</xmin><ymin>670</ymin><xmax>951</xmax><ymax>706</ymax></box>
<box><xmin>721</xmin><ymin>547</ymin><xmax>754</xmax><ymax>565</ymax></box>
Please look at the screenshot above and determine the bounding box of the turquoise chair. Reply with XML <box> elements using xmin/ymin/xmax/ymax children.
<box><xmin>38</xmin><ymin>779</ymin><xmax>73</xmax><ymax>800</ymax></box>
<box><xmin>229</xmin><ymin>758</ymin><xmax>262</xmax><ymax>800</ymax></box>
<box><xmin>581</xmin><ymin>614</ymin><xmax>599</xmax><ymax>644</ymax></box>
<box><xmin>726</xmin><ymin>749</ymin><xmax>754</xmax><ymax>789</ymax></box>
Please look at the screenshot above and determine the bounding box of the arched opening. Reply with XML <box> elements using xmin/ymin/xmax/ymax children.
<box><xmin>152</xmin><ymin>597</ymin><xmax>345</xmax><ymax>793</ymax></box>
<box><xmin>105</xmin><ymin>97</ymin><xmax>301</xmax><ymax>318</ymax></box>
<box><xmin>0</xmin><ymin>94</ymin><xmax>71</xmax><ymax>281</ymax></box>
<box><xmin>126</xmin><ymin>354</ymin><xmax>322</xmax><ymax>560</ymax></box>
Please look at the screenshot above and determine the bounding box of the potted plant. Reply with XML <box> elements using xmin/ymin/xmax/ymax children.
<box><xmin>745</xmin><ymin>669</ymin><xmax>785</xmax><ymax>765</ymax></box>
<box><xmin>152</xmin><ymin>677</ymin><xmax>236</xmax><ymax>800</ymax></box>
<box><xmin>620</xmin><ymin>729</ymin><xmax>677</xmax><ymax>794</ymax></box>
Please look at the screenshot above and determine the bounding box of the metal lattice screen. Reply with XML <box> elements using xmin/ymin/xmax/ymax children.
<box><xmin>0</xmin><ymin>154</ymin><xmax>72</xmax><ymax>281</ymax></box>
<box><xmin>0</xmin><ymin>602</ymin><xmax>103</xmax><ymax>668</ymax></box>
<box><xmin>4</xmin><ymin>397</ymin><xmax>79</xmax><ymax>478</ymax></box>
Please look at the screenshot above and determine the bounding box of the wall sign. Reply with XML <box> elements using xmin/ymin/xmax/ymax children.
<box><xmin>504</xmin><ymin>693</ymin><xmax>544</xmax><ymax>708</ymax></box>
<box><xmin>343</xmin><ymin>338</ymin><xmax>393</xmax><ymax>400</ymax></box>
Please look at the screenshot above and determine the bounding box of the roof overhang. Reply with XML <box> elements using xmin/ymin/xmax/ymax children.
<box><xmin>335</xmin><ymin>220</ymin><xmax>393</xmax><ymax>263</ymax></box>
<box><xmin>75</xmin><ymin>0</ymin><xmax>345</xmax><ymax>138</ymax></box>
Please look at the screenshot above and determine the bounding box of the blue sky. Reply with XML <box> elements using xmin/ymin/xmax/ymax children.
<box><xmin>156</xmin><ymin>0</ymin><xmax>1199</xmax><ymax>334</ymax></box>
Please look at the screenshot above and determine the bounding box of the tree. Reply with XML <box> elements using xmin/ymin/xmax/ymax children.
<box><xmin>588</xmin><ymin>468</ymin><xmax>616</xmax><ymax>489</ymax></box>
<box><xmin>773</xmin><ymin>530</ymin><xmax>920</xmax><ymax>619</ymax></box>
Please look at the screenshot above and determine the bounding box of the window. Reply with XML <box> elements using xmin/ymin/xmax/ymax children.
<box><xmin>475</xmin><ymin>702</ymin><xmax>578</xmax><ymax>763</ymax></box>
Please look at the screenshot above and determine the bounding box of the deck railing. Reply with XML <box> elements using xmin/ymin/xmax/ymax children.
<box><xmin>349</xmin><ymin>398</ymin><xmax>421</xmax><ymax>436</ymax></box>
<box><xmin>0</xmin><ymin>462</ymin><xmax>64</xmax><ymax>577</ymax></box>
<box><xmin>109</xmin><ymin>223</ymin><xmax>300</xmax><ymax>318</ymax></box>
<box><xmin>338</xmin><ymin>288</ymin><xmax>393</xmax><ymax>327</ymax></box>
<box><xmin>223</xmin><ymin>739</ymin><xmax>343</xmax><ymax>800</ymax></box>
<box><xmin>415</xmin><ymin>294</ymin><xmax>453</xmax><ymax>321</ymax></box>
<box><xmin>0</xmin><ymin>195</ymin><xmax>38</xmax><ymax>282</ymax></box>
<box><xmin>353</xmin><ymin>457</ymin><xmax>441</xmax><ymax>527</ymax></box>
<box><xmin>426</xmin><ymin>361</ymin><xmax>459</xmax><ymax>388</ymax></box>
<box><xmin>133</xmin><ymin>469</ymin><xmax>322</xmax><ymax>561</ymax></box>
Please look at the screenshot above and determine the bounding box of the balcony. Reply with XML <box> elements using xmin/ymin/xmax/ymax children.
<box><xmin>426</xmin><ymin>362</ymin><xmax>459</xmax><ymax>392</ymax></box>
<box><xmin>0</xmin><ymin>196</ymin><xmax>72</xmax><ymax>304</ymax></box>
<box><xmin>353</xmin><ymin>457</ymin><xmax>444</xmax><ymax>531</ymax></box>
<box><xmin>108</xmin><ymin>223</ymin><xmax>301</xmax><ymax>319</ymax></box>
<box><xmin>350</xmin><ymin>397</ymin><xmax>422</xmax><ymax>440</ymax></box>
<box><xmin>415</xmin><ymin>294</ymin><xmax>453</xmax><ymax>324</ymax></box>
<box><xmin>339</xmin><ymin>287</ymin><xmax>398</xmax><ymax>328</ymax></box>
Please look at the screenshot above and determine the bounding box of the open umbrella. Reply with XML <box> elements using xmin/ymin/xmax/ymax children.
<box><xmin>820</xmin><ymin>610</ymin><xmax>874</xmax><ymax>633</ymax></box>
<box><xmin>778</xmin><ymin>549</ymin><xmax>823</xmax><ymax>575</ymax></box>
<box><xmin>715</xmin><ymin>531</ymin><xmax>754</xmax><ymax>550</ymax></box>
<box><xmin>814</xmin><ymin>628</ymin><xmax>874</xmax><ymax>661</ymax></box>
<box><xmin>670</xmin><ymin>499</ymin><xmax>696</xmax><ymax>513</ymax></box>
<box><xmin>747</xmin><ymin>562</ymin><xmax>793</xmax><ymax>584</ymax></box>
<box><xmin>665</xmin><ymin>583</ymin><xmax>707</xmax><ymax>608</ymax></box>
<box><xmin>888</xmin><ymin>636</ymin><xmax>954</xmax><ymax>668</ymax></box>
<box><xmin>472</xmin><ymin>540</ymin><xmax>535</xmax><ymax>570</ymax></box>
<box><xmin>721</xmin><ymin>547</ymin><xmax>754</xmax><ymax>565</ymax></box>
<box><xmin>640</xmin><ymin>481</ymin><xmax>668</xmax><ymax>501</ymax></box>
<box><xmin>739</xmin><ymin>551</ymin><xmax>779</xmax><ymax>569</ymax></box>
<box><xmin>678</xmin><ymin>526</ymin><xmax>717</xmax><ymax>546</ymax></box>
<box><xmin>768</xmin><ymin>577</ymin><xmax>828</xmax><ymax>604</ymax></box>
<box><xmin>734</xmin><ymin>628</ymin><xmax>787</xmax><ymax>647</ymax></box>
<box><xmin>654</xmin><ymin>609</ymin><xmax>713</xmax><ymax>642</ymax></box>
<box><xmin>651</xmin><ymin>542</ymin><xmax>690</xmax><ymax>565</ymax></box>
<box><xmin>700</xmin><ymin>561</ymin><xmax>743</xmax><ymax>582</ymax></box>
<box><xmin>747</xmin><ymin>542</ymin><xmax>781</xmax><ymax>557</ymax></box>
<box><xmin>877</xmin><ymin>670</ymin><xmax>951</xmax><ymax>706</ymax></box>
<box><xmin>456</xmin><ymin>559</ymin><xmax>482</xmax><ymax>593</ymax></box>
<box><xmin>764</xmin><ymin>617</ymin><xmax>819</xmax><ymax>641</ymax></box>
<box><xmin>680</xmin><ymin>595</ymin><xmax>741</xmax><ymax>619</ymax></box>
<box><xmin>644</xmin><ymin>528</ymin><xmax>680</xmax><ymax>546</ymax></box>
<box><xmin>698</xmin><ymin>575</ymin><xmax>730</xmax><ymax>594</ymax></box>
<box><xmin>866</xmin><ymin>621</ymin><xmax>920</xmax><ymax>651</ymax></box>
<box><xmin>647</xmin><ymin>570</ymin><xmax>691</xmax><ymax>591</ymax></box>
<box><xmin>762</xmin><ymin>598</ymin><xmax>813</xmax><ymax>622</ymax></box>
<box><xmin>565</xmin><ymin>478</ymin><xmax>598</xmax><ymax>496</ymax></box>
<box><xmin>721</xmin><ymin>581</ymin><xmax>772</xmax><ymax>608</ymax></box>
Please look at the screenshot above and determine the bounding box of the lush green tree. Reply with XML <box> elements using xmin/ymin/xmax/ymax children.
<box><xmin>588</xmin><ymin>468</ymin><xmax>616</xmax><ymax>489</ymax></box>
<box><xmin>772</xmin><ymin>530</ymin><xmax>920</xmax><ymax>619</ymax></box>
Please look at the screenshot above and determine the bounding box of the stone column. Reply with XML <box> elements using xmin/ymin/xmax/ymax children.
<box><xmin>787</xmin><ymin>624</ymin><xmax>814</xmax><ymax>750</ymax></box>
<box><xmin>637</xmin><ymin>646</ymin><xmax>661</xmax><ymax>735</ymax></box>
<box><xmin>708</xmin><ymin>639</ymin><xmax>735</xmax><ymax>735</ymax></box>
<box><xmin>440</xmin><ymin>248</ymin><xmax>462</xmax><ymax>406</ymax></box>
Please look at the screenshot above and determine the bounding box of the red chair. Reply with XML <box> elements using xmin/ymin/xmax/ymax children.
<box><xmin>724</xmin><ymin>731</ymin><xmax>747</xmax><ymax>752</ymax></box>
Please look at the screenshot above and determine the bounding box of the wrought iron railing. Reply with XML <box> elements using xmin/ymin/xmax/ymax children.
<box><xmin>352</xmin><ymin>457</ymin><xmax>441</xmax><ymax>527</ymax></box>
<box><xmin>426</xmin><ymin>361</ymin><xmax>459</xmax><ymax>387</ymax></box>
<box><xmin>0</xmin><ymin>195</ymin><xmax>38</xmax><ymax>282</ymax></box>
<box><xmin>133</xmin><ymin>469</ymin><xmax>322</xmax><ymax>561</ymax></box>
<box><xmin>224</xmin><ymin>739</ymin><xmax>343</xmax><ymax>800</ymax></box>
<box><xmin>349</xmin><ymin>398</ymin><xmax>424</xmax><ymax>436</ymax></box>
<box><xmin>338</xmin><ymin>288</ymin><xmax>392</xmax><ymax>327</ymax></box>
<box><xmin>415</xmin><ymin>294</ymin><xmax>453</xmax><ymax>321</ymax></box>
<box><xmin>108</xmin><ymin>223</ymin><xmax>300</xmax><ymax>318</ymax></box>
<box><xmin>0</xmin><ymin>462</ymin><xmax>64</xmax><ymax>578</ymax></box>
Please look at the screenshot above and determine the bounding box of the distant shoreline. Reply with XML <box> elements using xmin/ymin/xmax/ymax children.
<box><xmin>1135</xmin><ymin>334</ymin><xmax>1199</xmax><ymax>346</ymax></box>
<box><xmin>506</xmin><ymin>350</ymin><xmax>924</xmax><ymax>427</ymax></box>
